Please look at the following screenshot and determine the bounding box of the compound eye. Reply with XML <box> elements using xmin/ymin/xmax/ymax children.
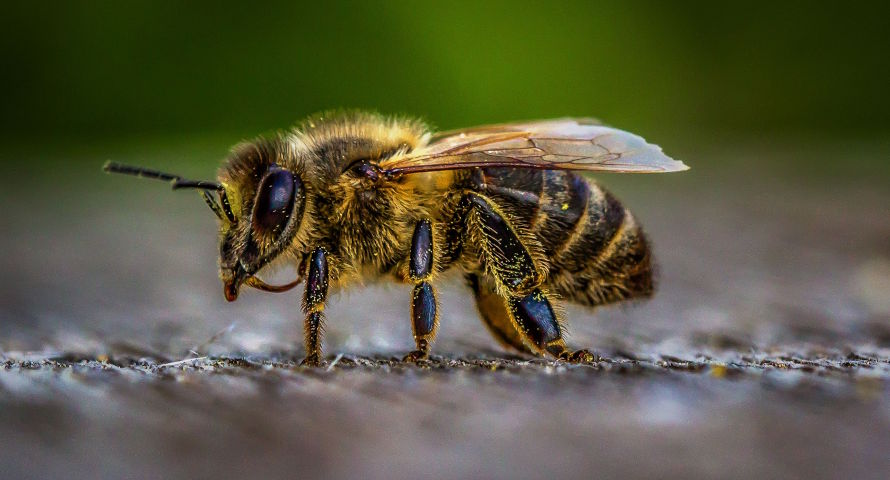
<box><xmin>253</xmin><ymin>166</ymin><xmax>299</xmax><ymax>236</ymax></box>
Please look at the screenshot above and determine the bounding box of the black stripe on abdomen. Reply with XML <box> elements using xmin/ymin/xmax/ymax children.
<box><xmin>552</xmin><ymin>183</ymin><xmax>626</xmax><ymax>274</ymax></box>
<box><xmin>533</xmin><ymin>171</ymin><xmax>590</xmax><ymax>256</ymax></box>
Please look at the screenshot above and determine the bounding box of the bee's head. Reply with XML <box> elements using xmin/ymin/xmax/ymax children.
<box><xmin>103</xmin><ymin>135</ymin><xmax>310</xmax><ymax>303</ymax></box>
<box><xmin>215</xmin><ymin>136</ymin><xmax>313</xmax><ymax>301</ymax></box>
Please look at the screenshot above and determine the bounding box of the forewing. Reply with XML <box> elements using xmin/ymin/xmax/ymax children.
<box><xmin>379</xmin><ymin>118</ymin><xmax>688</xmax><ymax>175</ymax></box>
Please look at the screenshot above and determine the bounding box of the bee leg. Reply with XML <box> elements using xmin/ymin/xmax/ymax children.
<box><xmin>300</xmin><ymin>247</ymin><xmax>329</xmax><ymax>367</ymax></box>
<box><xmin>403</xmin><ymin>219</ymin><xmax>439</xmax><ymax>363</ymax></box>
<box><xmin>463</xmin><ymin>192</ymin><xmax>542</xmax><ymax>293</ymax></box>
<box><xmin>464</xmin><ymin>192</ymin><xmax>589</xmax><ymax>362</ymax></box>
<box><xmin>507</xmin><ymin>290</ymin><xmax>596</xmax><ymax>363</ymax></box>
<box><xmin>465</xmin><ymin>273</ymin><xmax>534</xmax><ymax>355</ymax></box>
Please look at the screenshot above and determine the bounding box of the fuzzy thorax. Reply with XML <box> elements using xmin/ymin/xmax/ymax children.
<box><xmin>214</xmin><ymin>111</ymin><xmax>436</xmax><ymax>294</ymax></box>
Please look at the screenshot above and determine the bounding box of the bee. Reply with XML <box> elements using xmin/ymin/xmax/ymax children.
<box><xmin>104</xmin><ymin>111</ymin><xmax>688</xmax><ymax>365</ymax></box>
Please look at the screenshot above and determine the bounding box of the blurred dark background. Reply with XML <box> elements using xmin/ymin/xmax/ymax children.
<box><xmin>3</xmin><ymin>0</ymin><xmax>889</xmax><ymax>148</ymax></box>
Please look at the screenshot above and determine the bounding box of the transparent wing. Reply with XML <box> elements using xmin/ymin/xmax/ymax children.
<box><xmin>379</xmin><ymin>118</ymin><xmax>689</xmax><ymax>175</ymax></box>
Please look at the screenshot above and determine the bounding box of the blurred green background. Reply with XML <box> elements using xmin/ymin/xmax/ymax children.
<box><xmin>3</xmin><ymin>0</ymin><xmax>889</xmax><ymax>154</ymax></box>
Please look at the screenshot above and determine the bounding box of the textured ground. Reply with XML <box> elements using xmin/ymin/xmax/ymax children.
<box><xmin>1</xmin><ymin>138</ymin><xmax>889</xmax><ymax>479</ymax></box>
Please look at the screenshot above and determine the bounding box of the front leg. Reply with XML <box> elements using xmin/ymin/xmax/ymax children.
<box><xmin>301</xmin><ymin>247</ymin><xmax>329</xmax><ymax>366</ymax></box>
<box><xmin>404</xmin><ymin>219</ymin><xmax>439</xmax><ymax>362</ymax></box>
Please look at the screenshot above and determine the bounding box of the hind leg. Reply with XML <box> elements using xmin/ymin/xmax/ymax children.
<box><xmin>466</xmin><ymin>273</ymin><xmax>534</xmax><ymax>355</ymax></box>
<box><xmin>461</xmin><ymin>192</ymin><xmax>594</xmax><ymax>362</ymax></box>
<box><xmin>508</xmin><ymin>288</ymin><xmax>596</xmax><ymax>362</ymax></box>
<box><xmin>468</xmin><ymin>272</ymin><xmax>594</xmax><ymax>361</ymax></box>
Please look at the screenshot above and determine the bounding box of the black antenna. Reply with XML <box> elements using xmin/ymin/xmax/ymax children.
<box><xmin>103</xmin><ymin>161</ymin><xmax>223</xmax><ymax>190</ymax></box>
<box><xmin>103</xmin><ymin>161</ymin><xmax>237</xmax><ymax>223</ymax></box>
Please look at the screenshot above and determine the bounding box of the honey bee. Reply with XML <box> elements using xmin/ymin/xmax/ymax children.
<box><xmin>105</xmin><ymin>111</ymin><xmax>688</xmax><ymax>365</ymax></box>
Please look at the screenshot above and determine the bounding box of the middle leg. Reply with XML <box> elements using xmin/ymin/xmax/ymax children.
<box><xmin>404</xmin><ymin>219</ymin><xmax>440</xmax><ymax>362</ymax></box>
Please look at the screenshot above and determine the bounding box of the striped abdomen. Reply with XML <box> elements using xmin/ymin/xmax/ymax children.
<box><xmin>472</xmin><ymin>168</ymin><xmax>654</xmax><ymax>307</ymax></box>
